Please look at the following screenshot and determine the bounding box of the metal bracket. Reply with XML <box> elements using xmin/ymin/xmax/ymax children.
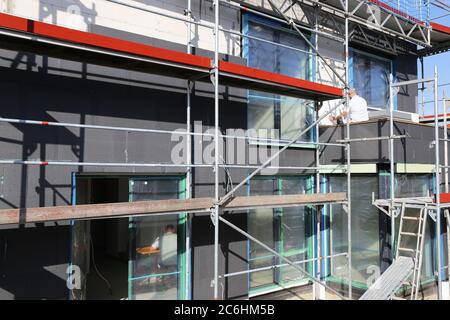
<box><xmin>428</xmin><ymin>209</ymin><xmax>437</xmax><ymax>222</ymax></box>
<box><xmin>210</xmin><ymin>207</ymin><xmax>217</xmax><ymax>226</ymax></box>
<box><xmin>392</xmin><ymin>206</ymin><xmax>401</xmax><ymax>219</ymax></box>
<box><xmin>373</xmin><ymin>201</ymin><xmax>390</xmax><ymax>216</ymax></box>
<box><xmin>342</xmin><ymin>203</ymin><xmax>349</xmax><ymax>213</ymax></box>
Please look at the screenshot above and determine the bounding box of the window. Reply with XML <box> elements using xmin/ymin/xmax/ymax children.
<box><xmin>247</xmin><ymin>176</ymin><xmax>313</xmax><ymax>294</ymax></box>
<box><xmin>350</xmin><ymin>49</ymin><xmax>392</xmax><ymax>110</ymax></box>
<box><xmin>326</xmin><ymin>175</ymin><xmax>380</xmax><ymax>288</ymax></box>
<box><xmin>128</xmin><ymin>177</ymin><xmax>187</xmax><ymax>300</ymax></box>
<box><xmin>327</xmin><ymin>173</ymin><xmax>436</xmax><ymax>291</ymax></box>
<box><xmin>380</xmin><ymin>173</ymin><xmax>435</xmax><ymax>281</ymax></box>
<box><xmin>243</xmin><ymin>14</ymin><xmax>315</xmax><ymax>144</ymax></box>
<box><xmin>71</xmin><ymin>175</ymin><xmax>188</xmax><ymax>300</ymax></box>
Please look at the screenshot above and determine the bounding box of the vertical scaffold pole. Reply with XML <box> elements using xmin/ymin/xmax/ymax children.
<box><xmin>314</xmin><ymin>3</ymin><xmax>320</xmax><ymax>300</ymax></box>
<box><xmin>344</xmin><ymin>0</ymin><xmax>352</xmax><ymax>299</ymax></box>
<box><xmin>434</xmin><ymin>66</ymin><xmax>442</xmax><ymax>300</ymax></box>
<box><xmin>444</xmin><ymin>91</ymin><xmax>448</xmax><ymax>193</ymax></box>
<box><xmin>213</xmin><ymin>0</ymin><xmax>220</xmax><ymax>300</ymax></box>
<box><xmin>185</xmin><ymin>0</ymin><xmax>193</xmax><ymax>300</ymax></box>
<box><xmin>389</xmin><ymin>74</ymin><xmax>396</xmax><ymax>260</ymax></box>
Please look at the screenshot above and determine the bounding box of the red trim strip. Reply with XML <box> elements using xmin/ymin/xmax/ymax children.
<box><xmin>0</xmin><ymin>12</ymin><xmax>342</xmax><ymax>98</ymax></box>
<box><xmin>420</xmin><ymin>113</ymin><xmax>450</xmax><ymax>120</ymax></box>
<box><xmin>0</xmin><ymin>12</ymin><xmax>211</xmax><ymax>69</ymax></box>
<box><xmin>0</xmin><ymin>12</ymin><xmax>29</xmax><ymax>32</ymax></box>
<box><xmin>435</xmin><ymin>193</ymin><xmax>450</xmax><ymax>204</ymax></box>
<box><xmin>219</xmin><ymin>61</ymin><xmax>343</xmax><ymax>97</ymax></box>
<box><xmin>431</xmin><ymin>22</ymin><xmax>450</xmax><ymax>36</ymax></box>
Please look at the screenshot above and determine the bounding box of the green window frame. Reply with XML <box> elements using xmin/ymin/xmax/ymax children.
<box><xmin>128</xmin><ymin>175</ymin><xmax>188</xmax><ymax>300</ymax></box>
<box><xmin>247</xmin><ymin>175</ymin><xmax>315</xmax><ymax>296</ymax></box>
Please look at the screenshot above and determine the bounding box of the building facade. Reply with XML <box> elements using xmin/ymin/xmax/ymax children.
<box><xmin>0</xmin><ymin>0</ymin><xmax>448</xmax><ymax>300</ymax></box>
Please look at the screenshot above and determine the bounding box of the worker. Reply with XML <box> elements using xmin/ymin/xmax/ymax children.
<box><xmin>149</xmin><ymin>224</ymin><xmax>178</xmax><ymax>270</ymax></box>
<box><xmin>329</xmin><ymin>88</ymin><xmax>369</xmax><ymax>124</ymax></box>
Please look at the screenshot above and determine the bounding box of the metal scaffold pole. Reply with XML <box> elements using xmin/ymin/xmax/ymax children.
<box><xmin>444</xmin><ymin>91</ymin><xmax>448</xmax><ymax>193</ymax></box>
<box><xmin>434</xmin><ymin>65</ymin><xmax>442</xmax><ymax>300</ymax></box>
<box><xmin>345</xmin><ymin>0</ymin><xmax>352</xmax><ymax>299</ymax></box>
<box><xmin>185</xmin><ymin>0</ymin><xmax>193</xmax><ymax>301</ymax></box>
<box><xmin>213</xmin><ymin>0</ymin><xmax>220</xmax><ymax>300</ymax></box>
<box><xmin>444</xmin><ymin>92</ymin><xmax>450</xmax><ymax>299</ymax></box>
<box><xmin>313</xmin><ymin>3</ymin><xmax>320</xmax><ymax>300</ymax></box>
<box><xmin>389</xmin><ymin>73</ymin><xmax>396</xmax><ymax>260</ymax></box>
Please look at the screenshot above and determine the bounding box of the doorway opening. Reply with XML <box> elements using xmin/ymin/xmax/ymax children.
<box><xmin>70</xmin><ymin>175</ymin><xmax>188</xmax><ymax>300</ymax></box>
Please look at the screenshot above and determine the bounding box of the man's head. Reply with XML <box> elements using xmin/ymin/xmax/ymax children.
<box><xmin>347</xmin><ymin>88</ymin><xmax>357</xmax><ymax>99</ymax></box>
<box><xmin>165</xmin><ymin>224</ymin><xmax>176</xmax><ymax>233</ymax></box>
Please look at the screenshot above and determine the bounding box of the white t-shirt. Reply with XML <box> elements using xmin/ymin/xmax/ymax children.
<box><xmin>347</xmin><ymin>95</ymin><xmax>369</xmax><ymax>123</ymax></box>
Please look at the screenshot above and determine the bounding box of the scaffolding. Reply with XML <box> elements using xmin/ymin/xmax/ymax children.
<box><xmin>371</xmin><ymin>68</ymin><xmax>450</xmax><ymax>300</ymax></box>
<box><xmin>0</xmin><ymin>0</ymin><xmax>448</xmax><ymax>300</ymax></box>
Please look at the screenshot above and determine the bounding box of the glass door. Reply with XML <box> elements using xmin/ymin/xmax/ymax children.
<box><xmin>127</xmin><ymin>176</ymin><xmax>187</xmax><ymax>300</ymax></box>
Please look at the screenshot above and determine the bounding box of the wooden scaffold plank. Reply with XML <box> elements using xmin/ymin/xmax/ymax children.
<box><xmin>0</xmin><ymin>192</ymin><xmax>346</xmax><ymax>225</ymax></box>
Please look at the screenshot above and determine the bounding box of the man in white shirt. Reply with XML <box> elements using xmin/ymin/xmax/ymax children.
<box><xmin>150</xmin><ymin>224</ymin><xmax>178</xmax><ymax>268</ymax></box>
<box><xmin>330</xmin><ymin>88</ymin><xmax>369</xmax><ymax>124</ymax></box>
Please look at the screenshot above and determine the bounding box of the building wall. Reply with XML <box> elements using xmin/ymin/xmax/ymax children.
<box><xmin>0</xmin><ymin>22</ymin><xmax>315</xmax><ymax>298</ymax></box>
<box><xmin>320</xmin><ymin>120</ymin><xmax>450</xmax><ymax>165</ymax></box>
<box><xmin>0</xmin><ymin>0</ymin><xmax>427</xmax><ymax>300</ymax></box>
<box><xmin>1</xmin><ymin>0</ymin><xmax>241</xmax><ymax>56</ymax></box>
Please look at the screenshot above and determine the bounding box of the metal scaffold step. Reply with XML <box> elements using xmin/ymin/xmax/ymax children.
<box><xmin>403</xmin><ymin>216</ymin><xmax>422</xmax><ymax>221</ymax></box>
<box><xmin>400</xmin><ymin>232</ymin><xmax>420</xmax><ymax>237</ymax></box>
<box><xmin>359</xmin><ymin>257</ymin><xmax>414</xmax><ymax>300</ymax></box>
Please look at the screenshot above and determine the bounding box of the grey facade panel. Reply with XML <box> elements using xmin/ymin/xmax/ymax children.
<box><xmin>320</xmin><ymin>120</ymin><xmax>448</xmax><ymax>165</ymax></box>
<box><xmin>0</xmin><ymin>225</ymin><xmax>70</xmax><ymax>300</ymax></box>
<box><xmin>395</xmin><ymin>53</ymin><xmax>418</xmax><ymax>114</ymax></box>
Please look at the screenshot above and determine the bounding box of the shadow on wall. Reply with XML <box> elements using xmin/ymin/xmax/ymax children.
<box><xmin>0</xmin><ymin>46</ymin><xmax>246</xmax><ymax>212</ymax></box>
<box><xmin>0</xmin><ymin>225</ymin><xmax>70</xmax><ymax>300</ymax></box>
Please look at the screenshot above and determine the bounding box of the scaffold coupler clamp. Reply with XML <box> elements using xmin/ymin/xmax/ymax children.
<box><xmin>210</xmin><ymin>205</ymin><xmax>218</xmax><ymax>226</ymax></box>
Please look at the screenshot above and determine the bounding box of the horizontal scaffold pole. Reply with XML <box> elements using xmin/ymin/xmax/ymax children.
<box><xmin>0</xmin><ymin>193</ymin><xmax>346</xmax><ymax>225</ymax></box>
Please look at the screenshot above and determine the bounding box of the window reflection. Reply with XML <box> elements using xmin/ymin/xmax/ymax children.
<box><xmin>129</xmin><ymin>179</ymin><xmax>185</xmax><ymax>300</ymax></box>
<box><xmin>244</xmin><ymin>15</ymin><xmax>315</xmax><ymax>143</ymax></box>
<box><xmin>351</xmin><ymin>50</ymin><xmax>391</xmax><ymax>110</ymax></box>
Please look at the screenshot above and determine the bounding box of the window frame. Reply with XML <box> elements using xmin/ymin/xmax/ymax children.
<box><xmin>242</xmin><ymin>13</ymin><xmax>317</xmax><ymax>149</ymax></box>
<box><xmin>247</xmin><ymin>175</ymin><xmax>315</xmax><ymax>297</ymax></box>
<box><xmin>127</xmin><ymin>175</ymin><xmax>188</xmax><ymax>300</ymax></box>
<box><xmin>349</xmin><ymin>47</ymin><xmax>396</xmax><ymax>111</ymax></box>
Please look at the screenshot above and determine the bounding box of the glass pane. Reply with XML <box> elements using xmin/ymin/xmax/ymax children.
<box><xmin>393</xmin><ymin>174</ymin><xmax>434</xmax><ymax>280</ymax></box>
<box><xmin>129</xmin><ymin>178</ymin><xmax>183</xmax><ymax>300</ymax></box>
<box><xmin>280</xmin><ymin>98</ymin><xmax>314</xmax><ymax>141</ymax></box>
<box><xmin>130</xmin><ymin>273</ymin><xmax>178</xmax><ymax>301</ymax></box>
<box><xmin>246</xmin><ymin>19</ymin><xmax>309</xmax><ymax>79</ymax></box>
<box><xmin>247</xmin><ymin>22</ymin><xmax>277</xmax><ymax>73</ymax></box>
<box><xmin>248</xmin><ymin>176</ymin><xmax>310</xmax><ymax>292</ymax></box>
<box><xmin>278</xmin><ymin>32</ymin><xmax>308</xmax><ymax>79</ymax></box>
<box><xmin>352</xmin><ymin>50</ymin><xmax>390</xmax><ymax>110</ymax></box>
<box><xmin>329</xmin><ymin>175</ymin><xmax>380</xmax><ymax>286</ymax></box>
<box><xmin>281</xmin><ymin>178</ymin><xmax>308</xmax><ymax>253</ymax></box>
<box><xmin>248</xmin><ymin>92</ymin><xmax>276</xmax><ymax>137</ymax></box>
<box><xmin>248</xmin><ymin>178</ymin><xmax>278</xmax><ymax>290</ymax></box>
<box><xmin>249</xmin><ymin>255</ymin><xmax>277</xmax><ymax>289</ymax></box>
<box><xmin>280</xmin><ymin>253</ymin><xmax>307</xmax><ymax>285</ymax></box>
<box><xmin>245</xmin><ymin>17</ymin><xmax>314</xmax><ymax>143</ymax></box>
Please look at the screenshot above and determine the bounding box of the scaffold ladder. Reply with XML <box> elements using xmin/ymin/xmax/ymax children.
<box><xmin>395</xmin><ymin>206</ymin><xmax>428</xmax><ymax>300</ymax></box>
<box><xmin>361</xmin><ymin>205</ymin><xmax>428</xmax><ymax>300</ymax></box>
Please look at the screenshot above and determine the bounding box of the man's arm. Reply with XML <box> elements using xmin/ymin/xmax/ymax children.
<box><xmin>329</xmin><ymin>109</ymin><xmax>348</xmax><ymax>122</ymax></box>
<box><xmin>150</xmin><ymin>236</ymin><xmax>160</xmax><ymax>250</ymax></box>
